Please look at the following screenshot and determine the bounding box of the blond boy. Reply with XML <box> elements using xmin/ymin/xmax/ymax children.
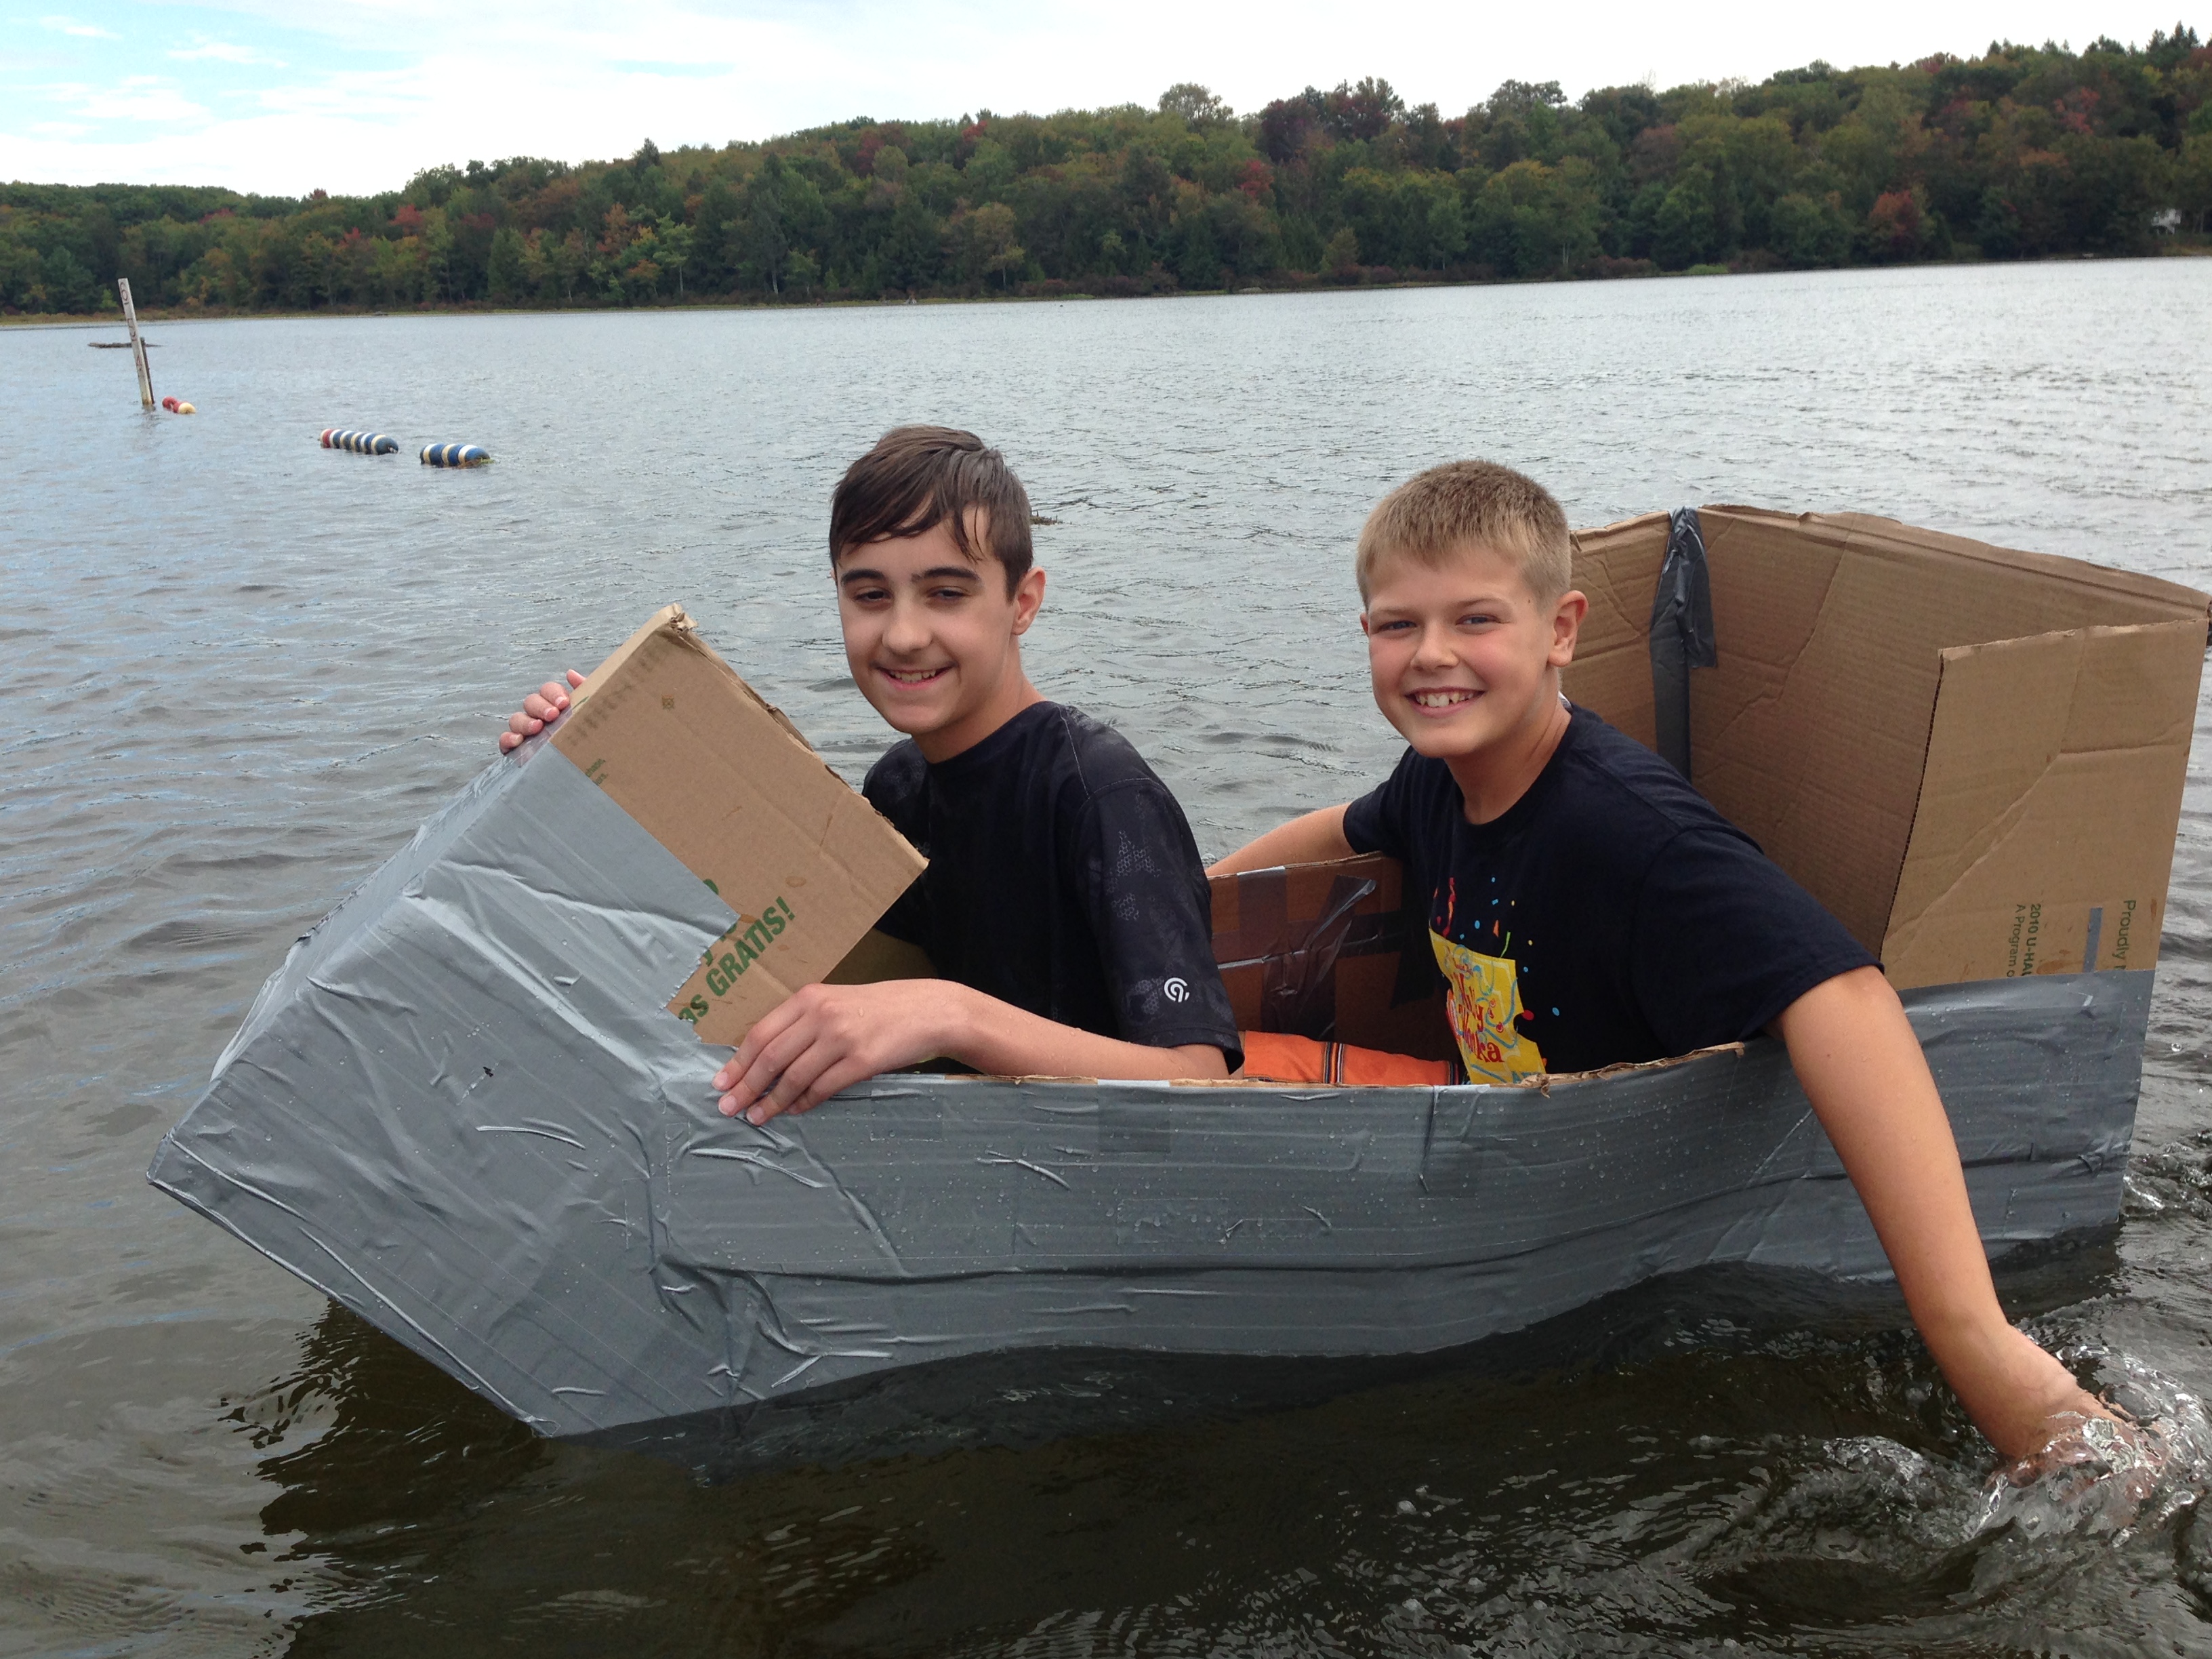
<box><xmin>1212</xmin><ymin>460</ymin><xmax>2112</xmax><ymax>1464</ymax></box>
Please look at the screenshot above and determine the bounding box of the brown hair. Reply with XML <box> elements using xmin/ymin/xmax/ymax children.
<box><xmin>1355</xmin><ymin>459</ymin><xmax>1574</xmax><ymax>604</ymax></box>
<box><xmin>829</xmin><ymin>426</ymin><xmax>1034</xmax><ymax>593</ymax></box>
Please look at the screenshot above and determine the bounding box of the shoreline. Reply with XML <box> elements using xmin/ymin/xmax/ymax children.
<box><xmin>9</xmin><ymin>243</ymin><xmax>2207</xmax><ymax>330</ymax></box>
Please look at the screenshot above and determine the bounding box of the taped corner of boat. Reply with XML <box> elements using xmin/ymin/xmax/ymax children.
<box><xmin>142</xmin><ymin>504</ymin><xmax>2212</xmax><ymax>1456</ymax></box>
<box><xmin>421</xmin><ymin>443</ymin><xmax>491</xmax><ymax>468</ymax></box>
<box><xmin>321</xmin><ymin>428</ymin><xmax>396</xmax><ymax>455</ymax></box>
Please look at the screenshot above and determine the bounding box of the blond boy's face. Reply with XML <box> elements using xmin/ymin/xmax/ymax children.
<box><xmin>1359</xmin><ymin>544</ymin><xmax>1586</xmax><ymax>766</ymax></box>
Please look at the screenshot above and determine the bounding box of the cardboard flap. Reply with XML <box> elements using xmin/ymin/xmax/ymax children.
<box><xmin>1560</xmin><ymin>512</ymin><xmax>1670</xmax><ymax>751</ymax></box>
<box><xmin>1685</xmin><ymin>508</ymin><xmax>2209</xmax><ymax>954</ymax></box>
<box><xmin>546</xmin><ymin>605</ymin><xmax>926</xmax><ymax>1043</ymax></box>
<box><xmin>1881</xmin><ymin>620</ymin><xmax>2205</xmax><ymax>988</ymax></box>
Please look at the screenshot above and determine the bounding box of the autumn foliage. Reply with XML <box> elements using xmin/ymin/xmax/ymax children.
<box><xmin>5</xmin><ymin>30</ymin><xmax>2210</xmax><ymax>314</ymax></box>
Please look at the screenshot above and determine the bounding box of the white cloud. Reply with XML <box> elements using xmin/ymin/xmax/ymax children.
<box><xmin>169</xmin><ymin>39</ymin><xmax>285</xmax><ymax>65</ymax></box>
<box><xmin>73</xmin><ymin>79</ymin><xmax>210</xmax><ymax>123</ymax></box>
<box><xmin>40</xmin><ymin>12</ymin><xmax>118</xmax><ymax>36</ymax></box>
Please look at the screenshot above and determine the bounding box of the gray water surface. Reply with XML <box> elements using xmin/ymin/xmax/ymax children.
<box><xmin>7</xmin><ymin>262</ymin><xmax>2212</xmax><ymax>1655</ymax></box>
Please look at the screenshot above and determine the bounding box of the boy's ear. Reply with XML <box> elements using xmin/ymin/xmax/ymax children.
<box><xmin>1549</xmin><ymin>589</ymin><xmax>1589</xmax><ymax>667</ymax></box>
<box><xmin>1010</xmin><ymin>565</ymin><xmax>1046</xmax><ymax>636</ymax></box>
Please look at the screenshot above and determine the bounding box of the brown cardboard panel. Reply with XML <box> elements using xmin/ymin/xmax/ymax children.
<box><xmin>1881</xmin><ymin>621</ymin><xmax>2205</xmax><ymax>988</ymax></box>
<box><xmin>1691</xmin><ymin>508</ymin><xmax>2208</xmax><ymax>954</ymax></box>
<box><xmin>546</xmin><ymin>605</ymin><xmax>927</xmax><ymax>1044</ymax></box>
<box><xmin>1692</xmin><ymin>514</ymin><xmax>1921</xmax><ymax>951</ymax></box>
<box><xmin>1560</xmin><ymin>511</ymin><xmax>1669</xmax><ymax>750</ymax></box>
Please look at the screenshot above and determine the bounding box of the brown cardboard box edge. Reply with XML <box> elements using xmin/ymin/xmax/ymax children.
<box><xmin>1567</xmin><ymin>506</ymin><xmax>2209</xmax><ymax>992</ymax></box>
<box><xmin>1881</xmin><ymin>619</ymin><xmax>2205</xmax><ymax>987</ymax></box>
<box><xmin>544</xmin><ymin>604</ymin><xmax>926</xmax><ymax>1046</ymax></box>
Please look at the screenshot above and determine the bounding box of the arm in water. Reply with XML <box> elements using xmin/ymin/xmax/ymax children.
<box><xmin>1773</xmin><ymin>966</ymin><xmax>2116</xmax><ymax>1465</ymax></box>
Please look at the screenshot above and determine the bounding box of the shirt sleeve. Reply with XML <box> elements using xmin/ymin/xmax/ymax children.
<box><xmin>1341</xmin><ymin>747</ymin><xmax>1424</xmax><ymax>861</ymax></box>
<box><xmin>1628</xmin><ymin>827</ymin><xmax>1881</xmax><ymax>1054</ymax></box>
<box><xmin>1076</xmin><ymin>779</ymin><xmax>1244</xmax><ymax>1069</ymax></box>
<box><xmin>861</xmin><ymin>751</ymin><xmax>929</xmax><ymax>947</ymax></box>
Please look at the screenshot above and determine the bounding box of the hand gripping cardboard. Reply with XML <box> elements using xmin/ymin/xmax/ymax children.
<box><xmin>536</xmin><ymin>604</ymin><xmax>926</xmax><ymax>1043</ymax></box>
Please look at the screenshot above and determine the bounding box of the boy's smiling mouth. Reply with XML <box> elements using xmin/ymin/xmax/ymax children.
<box><xmin>1408</xmin><ymin>687</ymin><xmax>1481</xmax><ymax>710</ymax></box>
<box><xmin>881</xmin><ymin>665</ymin><xmax>953</xmax><ymax>687</ymax></box>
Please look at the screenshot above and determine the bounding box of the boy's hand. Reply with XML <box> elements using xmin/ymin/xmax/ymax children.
<box><xmin>498</xmin><ymin>670</ymin><xmax>586</xmax><ymax>752</ymax></box>
<box><xmin>714</xmin><ymin>980</ymin><xmax>962</xmax><ymax>1125</ymax></box>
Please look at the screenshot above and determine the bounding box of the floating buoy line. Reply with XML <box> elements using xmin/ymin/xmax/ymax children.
<box><xmin>321</xmin><ymin>428</ymin><xmax>399</xmax><ymax>455</ymax></box>
<box><xmin>420</xmin><ymin>442</ymin><xmax>492</xmax><ymax>468</ymax></box>
<box><xmin>92</xmin><ymin>285</ymin><xmax>489</xmax><ymax>465</ymax></box>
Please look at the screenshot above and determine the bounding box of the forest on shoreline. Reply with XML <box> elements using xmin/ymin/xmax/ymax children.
<box><xmin>5</xmin><ymin>29</ymin><xmax>2210</xmax><ymax>317</ymax></box>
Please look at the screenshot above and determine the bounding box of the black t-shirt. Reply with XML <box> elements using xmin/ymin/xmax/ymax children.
<box><xmin>1343</xmin><ymin>705</ymin><xmax>1877</xmax><ymax>1082</ymax></box>
<box><xmin>864</xmin><ymin>702</ymin><xmax>1242</xmax><ymax>1067</ymax></box>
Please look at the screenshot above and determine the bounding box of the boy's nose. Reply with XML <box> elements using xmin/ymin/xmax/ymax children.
<box><xmin>882</xmin><ymin>601</ymin><xmax>932</xmax><ymax>653</ymax></box>
<box><xmin>1412</xmin><ymin>626</ymin><xmax>1457</xmax><ymax>665</ymax></box>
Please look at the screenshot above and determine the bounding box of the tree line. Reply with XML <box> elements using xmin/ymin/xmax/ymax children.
<box><xmin>5</xmin><ymin>28</ymin><xmax>2209</xmax><ymax>316</ymax></box>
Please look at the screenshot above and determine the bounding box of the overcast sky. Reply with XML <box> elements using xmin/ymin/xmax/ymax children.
<box><xmin>3</xmin><ymin>1</ymin><xmax>2198</xmax><ymax>195</ymax></box>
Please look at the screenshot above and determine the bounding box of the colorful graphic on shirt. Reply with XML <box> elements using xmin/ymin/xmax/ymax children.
<box><xmin>1429</xmin><ymin>928</ymin><xmax>1547</xmax><ymax>1084</ymax></box>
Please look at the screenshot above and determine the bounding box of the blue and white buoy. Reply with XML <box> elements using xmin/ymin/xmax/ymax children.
<box><xmin>420</xmin><ymin>443</ymin><xmax>491</xmax><ymax>468</ymax></box>
<box><xmin>322</xmin><ymin>428</ymin><xmax>398</xmax><ymax>455</ymax></box>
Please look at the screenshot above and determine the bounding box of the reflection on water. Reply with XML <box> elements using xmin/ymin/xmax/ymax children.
<box><xmin>5</xmin><ymin>259</ymin><xmax>2212</xmax><ymax>1654</ymax></box>
<box><xmin>247</xmin><ymin>1250</ymin><xmax>2210</xmax><ymax>1656</ymax></box>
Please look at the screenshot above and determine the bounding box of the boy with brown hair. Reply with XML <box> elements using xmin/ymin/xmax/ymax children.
<box><xmin>504</xmin><ymin>426</ymin><xmax>1240</xmax><ymax>1121</ymax></box>
<box><xmin>1211</xmin><ymin>459</ymin><xmax>2113</xmax><ymax>1463</ymax></box>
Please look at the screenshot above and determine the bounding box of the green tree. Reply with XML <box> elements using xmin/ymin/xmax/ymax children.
<box><xmin>741</xmin><ymin>152</ymin><xmax>789</xmax><ymax>291</ymax></box>
<box><xmin>486</xmin><ymin>225</ymin><xmax>526</xmax><ymax>300</ymax></box>
<box><xmin>951</xmin><ymin>201</ymin><xmax>1023</xmax><ymax>287</ymax></box>
<box><xmin>657</xmin><ymin>221</ymin><xmax>695</xmax><ymax>295</ymax></box>
<box><xmin>1159</xmin><ymin>83</ymin><xmax>1233</xmax><ymax>125</ymax></box>
<box><xmin>1769</xmin><ymin>191</ymin><xmax>1853</xmax><ymax>265</ymax></box>
<box><xmin>880</xmin><ymin>193</ymin><xmax>943</xmax><ymax>290</ymax></box>
<box><xmin>42</xmin><ymin>244</ymin><xmax>98</xmax><ymax>312</ymax></box>
<box><xmin>1653</xmin><ymin>166</ymin><xmax>1718</xmax><ymax>267</ymax></box>
<box><xmin>2177</xmin><ymin>133</ymin><xmax>2212</xmax><ymax>233</ymax></box>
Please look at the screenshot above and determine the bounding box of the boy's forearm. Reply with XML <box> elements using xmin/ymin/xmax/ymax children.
<box><xmin>1208</xmin><ymin>805</ymin><xmax>1355</xmax><ymax>877</ymax></box>
<box><xmin>1774</xmin><ymin>968</ymin><xmax>2100</xmax><ymax>1458</ymax></box>
<box><xmin>941</xmin><ymin>983</ymin><xmax>1229</xmax><ymax>1080</ymax></box>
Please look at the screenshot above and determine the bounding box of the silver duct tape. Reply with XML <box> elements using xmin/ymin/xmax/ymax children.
<box><xmin>149</xmin><ymin>746</ymin><xmax>2152</xmax><ymax>1441</ymax></box>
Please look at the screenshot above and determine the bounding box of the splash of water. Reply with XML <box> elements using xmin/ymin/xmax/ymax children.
<box><xmin>1973</xmin><ymin>1345</ymin><xmax>2212</xmax><ymax>1543</ymax></box>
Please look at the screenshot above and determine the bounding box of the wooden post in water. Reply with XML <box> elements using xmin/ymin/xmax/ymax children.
<box><xmin>117</xmin><ymin>278</ymin><xmax>154</xmax><ymax>410</ymax></box>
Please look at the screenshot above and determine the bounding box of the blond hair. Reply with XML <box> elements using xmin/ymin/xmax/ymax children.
<box><xmin>1355</xmin><ymin>460</ymin><xmax>1574</xmax><ymax>604</ymax></box>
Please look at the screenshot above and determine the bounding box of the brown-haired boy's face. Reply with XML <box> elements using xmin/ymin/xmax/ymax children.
<box><xmin>1360</xmin><ymin>542</ymin><xmax>1585</xmax><ymax>771</ymax></box>
<box><xmin>834</xmin><ymin>513</ymin><xmax>1046</xmax><ymax>762</ymax></box>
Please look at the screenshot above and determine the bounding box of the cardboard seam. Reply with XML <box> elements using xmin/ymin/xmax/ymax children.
<box><xmin>1706</xmin><ymin>508</ymin><xmax>2210</xmax><ymax>619</ymax></box>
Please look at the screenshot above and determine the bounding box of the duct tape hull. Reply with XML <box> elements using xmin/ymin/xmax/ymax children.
<box><xmin>148</xmin><ymin>745</ymin><xmax>2150</xmax><ymax>1446</ymax></box>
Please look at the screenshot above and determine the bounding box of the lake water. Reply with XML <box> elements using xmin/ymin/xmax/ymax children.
<box><xmin>7</xmin><ymin>261</ymin><xmax>2212</xmax><ymax>1656</ymax></box>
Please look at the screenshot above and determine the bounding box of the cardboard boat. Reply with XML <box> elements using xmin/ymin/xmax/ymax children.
<box><xmin>148</xmin><ymin>508</ymin><xmax>2209</xmax><ymax>1455</ymax></box>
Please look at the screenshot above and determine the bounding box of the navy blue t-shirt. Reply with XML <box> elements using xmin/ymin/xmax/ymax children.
<box><xmin>865</xmin><ymin>701</ymin><xmax>1242</xmax><ymax>1067</ymax></box>
<box><xmin>1342</xmin><ymin>705</ymin><xmax>1877</xmax><ymax>1082</ymax></box>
